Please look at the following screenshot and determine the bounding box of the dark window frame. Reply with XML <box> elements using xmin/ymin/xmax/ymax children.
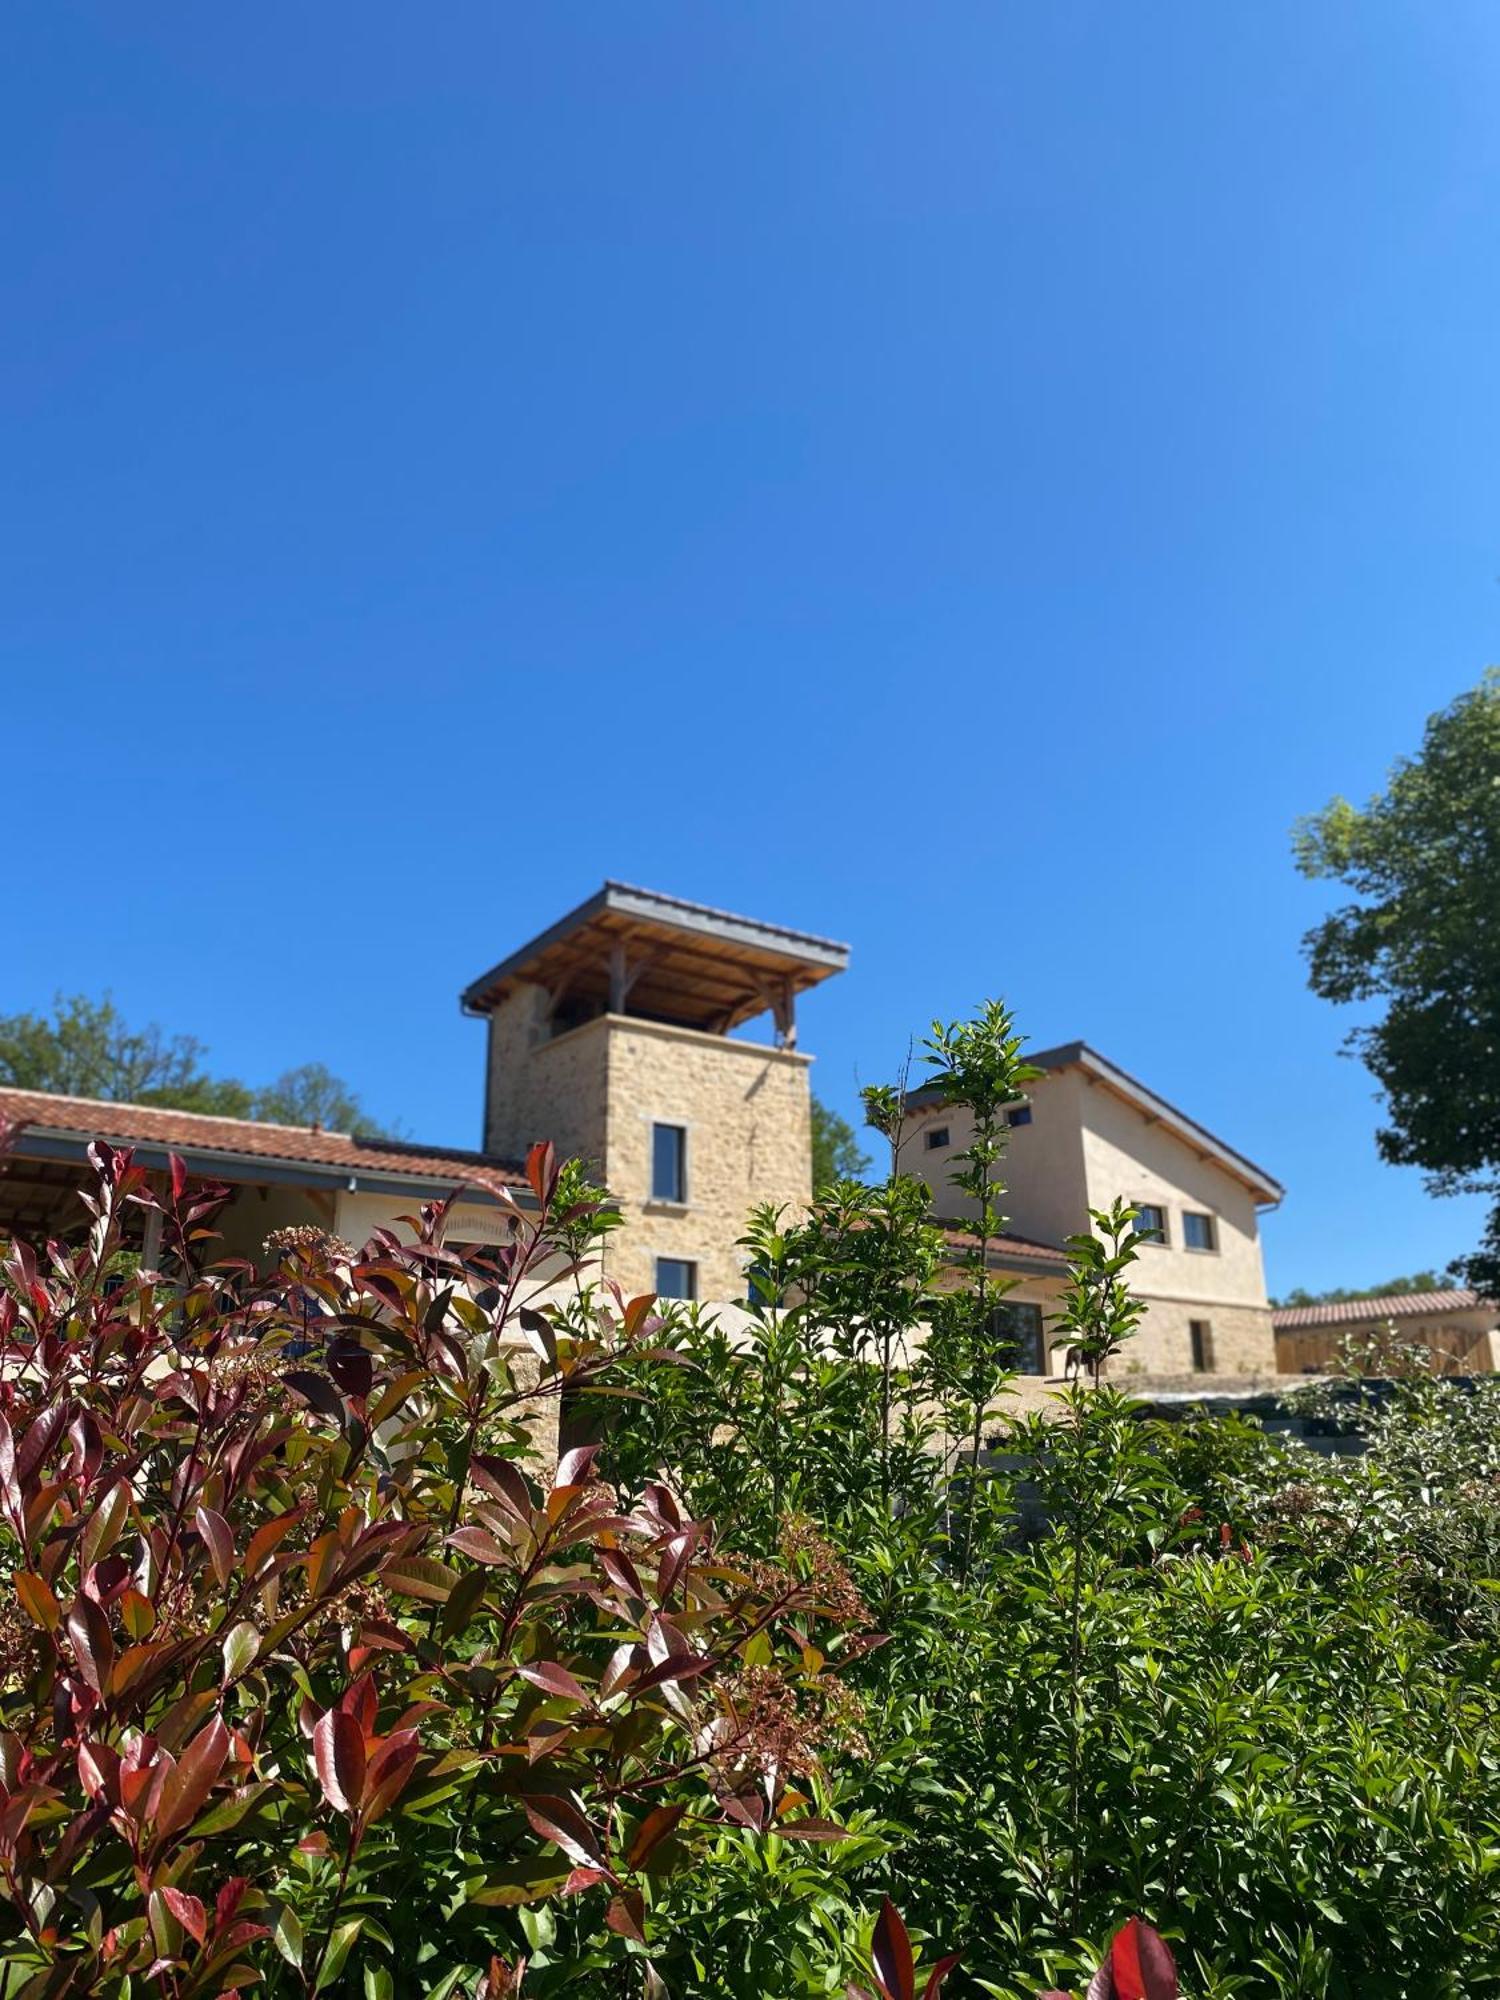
<box><xmin>989</xmin><ymin>1299</ymin><xmax>1047</xmax><ymax>1375</ymax></box>
<box><xmin>924</xmin><ymin>1125</ymin><xmax>951</xmax><ymax>1151</ymax></box>
<box><xmin>1183</xmin><ymin>1210</ymin><xmax>1217</xmax><ymax>1253</ymax></box>
<box><xmin>651</xmin><ymin>1122</ymin><xmax>688</xmax><ymax>1204</ymax></box>
<box><xmin>655</xmin><ymin>1256</ymin><xmax>697</xmax><ymax>1302</ymax></box>
<box><xmin>1134</xmin><ymin>1203</ymin><xmax>1168</xmax><ymax>1245</ymax></box>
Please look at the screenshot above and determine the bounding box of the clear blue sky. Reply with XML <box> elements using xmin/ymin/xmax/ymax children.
<box><xmin>5</xmin><ymin>3</ymin><xmax>1498</xmax><ymax>1297</ymax></box>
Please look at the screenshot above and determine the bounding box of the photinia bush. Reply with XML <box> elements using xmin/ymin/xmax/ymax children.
<box><xmin>0</xmin><ymin>1141</ymin><xmax>871</xmax><ymax>1996</ymax></box>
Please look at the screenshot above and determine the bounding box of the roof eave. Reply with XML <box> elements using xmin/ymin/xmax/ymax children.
<box><xmin>8</xmin><ymin>1126</ymin><xmax>534</xmax><ymax>1208</ymax></box>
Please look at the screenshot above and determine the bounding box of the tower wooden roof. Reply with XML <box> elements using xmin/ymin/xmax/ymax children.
<box><xmin>460</xmin><ymin>882</ymin><xmax>849</xmax><ymax>1035</ymax></box>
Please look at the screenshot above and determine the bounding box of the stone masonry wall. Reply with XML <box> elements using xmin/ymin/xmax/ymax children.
<box><xmin>598</xmin><ymin>1017</ymin><xmax>813</xmax><ymax>1302</ymax></box>
<box><xmin>1123</xmin><ymin>1295</ymin><xmax>1278</xmax><ymax>1377</ymax></box>
<box><xmin>484</xmin><ymin>987</ymin><xmax>611</xmax><ymax>1176</ymax></box>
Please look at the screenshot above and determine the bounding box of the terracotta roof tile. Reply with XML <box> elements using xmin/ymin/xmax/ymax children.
<box><xmin>1271</xmin><ymin>1288</ymin><xmax>1491</xmax><ymax>1332</ymax></box>
<box><xmin>939</xmin><ymin>1222</ymin><xmax>1071</xmax><ymax>1267</ymax></box>
<box><xmin>0</xmin><ymin>1086</ymin><xmax>528</xmax><ymax>1200</ymax></box>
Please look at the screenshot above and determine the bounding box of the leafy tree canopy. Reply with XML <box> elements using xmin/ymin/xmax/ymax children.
<box><xmin>810</xmin><ymin>1092</ymin><xmax>872</xmax><ymax>1189</ymax></box>
<box><xmin>0</xmin><ymin>991</ymin><xmax>386</xmax><ymax>1133</ymax></box>
<box><xmin>1272</xmin><ymin>1270</ymin><xmax>1442</xmax><ymax>1310</ymax></box>
<box><xmin>1295</xmin><ymin>669</ymin><xmax>1500</xmax><ymax>1291</ymax></box>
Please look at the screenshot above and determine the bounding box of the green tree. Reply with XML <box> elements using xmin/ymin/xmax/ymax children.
<box><xmin>1295</xmin><ymin>669</ymin><xmax>1500</xmax><ymax>1293</ymax></box>
<box><xmin>810</xmin><ymin>1091</ymin><xmax>872</xmax><ymax>1189</ymax></box>
<box><xmin>0</xmin><ymin>991</ymin><xmax>384</xmax><ymax>1132</ymax></box>
<box><xmin>251</xmin><ymin>1061</ymin><xmax>373</xmax><ymax>1132</ymax></box>
<box><xmin>1272</xmin><ymin>1270</ymin><xmax>1442</xmax><ymax>1309</ymax></box>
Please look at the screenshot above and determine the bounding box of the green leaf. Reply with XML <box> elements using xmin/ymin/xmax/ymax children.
<box><xmin>273</xmin><ymin>1904</ymin><xmax>304</xmax><ymax>1970</ymax></box>
<box><xmin>221</xmin><ymin>1618</ymin><xmax>260</xmax><ymax>1683</ymax></box>
<box><xmin>316</xmin><ymin>1918</ymin><xmax>364</xmax><ymax>1991</ymax></box>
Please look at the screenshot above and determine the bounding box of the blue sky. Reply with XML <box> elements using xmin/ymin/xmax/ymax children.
<box><xmin>5</xmin><ymin>3</ymin><xmax>1498</xmax><ymax>1296</ymax></box>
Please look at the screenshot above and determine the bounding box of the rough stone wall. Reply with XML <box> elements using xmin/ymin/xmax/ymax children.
<box><xmin>597</xmin><ymin>1017</ymin><xmax>813</xmax><ymax>1302</ymax></box>
<box><xmin>1122</xmin><ymin>1296</ymin><xmax>1278</xmax><ymax>1377</ymax></box>
<box><xmin>484</xmin><ymin>990</ymin><xmax>611</xmax><ymax>1176</ymax></box>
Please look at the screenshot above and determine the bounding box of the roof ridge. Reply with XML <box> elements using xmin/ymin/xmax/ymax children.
<box><xmin>0</xmin><ymin>1082</ymin><xmax>342</xmax><ymax>1140</ymax></box>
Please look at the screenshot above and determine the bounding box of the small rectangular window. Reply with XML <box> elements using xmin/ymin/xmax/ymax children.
<box><xmin>651</xmin><ymin>1123</ymin><xmax>687</xmax><ymax>1203</ymax></box>
<box><xmin>1134</xmin><ymin>1204</ymin><xmax>1167</xmax><ymax>1244</ymax></box>
<box><xmin>655</xmin><ymin>1257</ymin><xmax>697</xmax><ymax>1301</ymax></box>
<box><xmin>924</xmin><ymin>1126</ymin><xmax>950</xmax><ymax>1151</ymax></box>
<box><xmin>1183</xmin><ymin>1211</ymin><xmax>1216</xmax><ymax>1252</ymax></box>
<box><xmin>990</xmin><ymin>1300</ymin><xmax>1046</xmax><ymax>1375</ymax></box>
<box><xmin>1007</xmin><ymin>1105</ymin><xmax>1033</xmax><ymax>1128</ymax></box>
<box><xmin>1190</xmin><ymin>1319</ymin><xmax>1214</xmax><ymax>1371</ymax></box>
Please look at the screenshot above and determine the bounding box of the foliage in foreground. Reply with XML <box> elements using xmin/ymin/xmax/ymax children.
<box><xmin>0</xmin><ymin>1144</ymin><xmax>868</xmax><ymax>1997</ymax></box>
<box><xmin>5</xmin><ymin>992</ymin><xmax>1500</xmax><ymax>1999</ymax></box>
<box><xmin>608</xmin><ymin>1006</ymin><xmax>1500</xmax><ymax>1998</ymax></box>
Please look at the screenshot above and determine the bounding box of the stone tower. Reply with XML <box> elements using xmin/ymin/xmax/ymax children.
<box><xmin>459</xmin><ymin>883</ymin><xmax>849</xmax><ymax>1301</ymax></box>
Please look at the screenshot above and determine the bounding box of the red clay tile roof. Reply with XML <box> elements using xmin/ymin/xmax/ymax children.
<box><xmin>939</xmin><ymin>1222</ymin><xmax>1071</xmax><ymax>1268</ymax></box>
<box><xmin>0</xmin><ymin>1086</ymin><xmax>528</xmax><ymax>1200</ymax></box>
<box><xmin>1272</xmin><ymin>1288</ymin><xmax>1491</xmax><ymax>1332</ymax></box>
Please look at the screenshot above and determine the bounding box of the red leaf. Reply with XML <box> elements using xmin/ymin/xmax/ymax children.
<box><xmin>626</xmin><ymin>1803</ymin><xmax>686</xmax><ymax>1870</ymax></box>
<box><xmin>312</xmin><ymin>1707</ymin><xmax>367</xmax><ymax>1815</ymax></box>
<box><xmin>523</xmin><ymin>1792</ymin><xmax>602</xmax><ymax>1868</ymax></box>
<box><xmin>516</xmin><ymin>1661</ymin><xmax>588</xmax><ymax>1705</ymax></box>
<box><xmin>921</xmin><ymin>1955</ymin><xmax>961</xmax><ymax>2000</ymax></box>
<box><xmin>606</xmin><ymin>1889</ymin><xmax>646</xmax><ymax>1943</ymax></box>
<box><xmin>359</xmin><ymin>1730</ymin><xmax>420</xmax><ymax>1829</ymax></box>
<box><xmin>215</xmin><ymin>1878</ymin><xmax>250</xmax><ymax>1933</ymax></box>
<box><xmin>339</xmin><ymin>1672</ymin><xmax>378</xmax><ymax>1739</ymax></box>
<box><xmin>525</xmin><ymin>1140</ymin><xmax>556</xmax><ymax>1205</ymax></box>
<box><xmin>562</xmin><ymin>1866</ymin><xmax>607</xmax><ymax>1895</ymax></box>
<box><xmin>195</xmin><ymin>1506</ymin><xmax>235</xmax><ymax>1587</ymax></box>
<box><xmin>161</xmin><ymin>1887</ymin><xmax>207</xmax><ymax>1945</ymax></box>
<box><xmin>778</xmin><ymin>1817</ymin><xmax>850</xmax><ymax>1842</ymax></box>
<box><xmin>470</xmin><ymin>1454</ymin><xmax>534</xmax><ymax>1521</ymax></box>
<box><xmin>171</xmin><ymin>1154</ymin><xmax>188</xmax><ymax>1204</ymax></box>
<box><xmin>554</xmin><ymin>1445</ymin><xmax>599</xmax><ymax>1490</ymax></box>
<box><xmin>77</xmin><ymin>1740</ymin><xmax>121</xmax><ymax>1805</ymax></box>
<box><xmin>447</xmin><ymin>1527</ymin><xmax>511</xmax><ymax>1566</ymax></box>
<box><xmin>1109</xmin><ymin>1919</ymin><xmax>1177</xmax><ymax>2000</ymax></box>
<box><xmin>154</xmin><ymin>1716</ymin><xmax>230</xmax><ymax>1841</ymax></box>
<box><xmin>872</xmin><ymin>1899</ymin><xmax>915</xmax><ymax>2000</ymax></box>
<box><xmin>65</xmin><ymin>1594</ymin><xmax>115</xmax><ymax>1696</ymax></box>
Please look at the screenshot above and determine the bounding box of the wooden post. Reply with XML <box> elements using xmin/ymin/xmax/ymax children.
<box><xmin>773</xmin><ymin>981</ymin><xmax>797</xmax><ymax>1049</ymax></box>
<box><xmin>140</xmin><ymin>1202</ymin><xmax>163</xmax><ymax>1274</ymax></box>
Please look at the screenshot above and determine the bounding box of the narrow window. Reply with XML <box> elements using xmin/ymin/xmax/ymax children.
<box><xmin>990</xmin><ymin>1300</ymin><xmax>1046</xmax><ymax>1375</ymax></box>
<box><xmin>1134</xmin><ymin>1203</ymin><xmax>1167</xmax><ymax>1244</ymax></box>
<box><xmin>1183</xmin><ymin>1211</ymin><xmax>1216</xmax><ymax>1252</ymax></box>
<box><xmin>1007</xmin><ymin>1104</ymin><xmax>1033</xmax><ymax>1128</ymax></box>
<box><xmin>924</xmin><ymin>1125</ymin><xmax>950</xmax><ymax>1151</ymax></box>
<box><xmin>655</xmin><ymin>1257</ymin><xmax>697</xmax><ymax>1302</ymax></box>
<box><xmin>651</xmin><ymin>1123</ymin><xmax>687</xmax><ymax>1203</ymax></box>
<box><xmin>1190</xmin><ymin>1319</ymin><xmax>1214</xmax><ymax>1371</ymax></box>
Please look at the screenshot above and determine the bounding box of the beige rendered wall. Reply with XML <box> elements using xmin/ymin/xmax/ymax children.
<box><xmin>898</xmin><ymin>1067</ymin><xmax>1091</xmax><ymax>1245</ymax></box>
<box><xmin>597</xmin><ymin>1015</ymin><xmax>813</xmax><ymax>1302</ymax></box>
<box><xmin>1073</xmin><ymin>1079</ymin><xmax>1275</xmax><ymax>1374</ymax></box>
<box><xmin>903</xmin><ymin>1065</ymin><xmax>1278</xmax><ymax>1378</ymax></box>
<box><xmin>215</xmin><ymin>1182</ymin><xmax>333</xmax><ymax>1267</ymax></box>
